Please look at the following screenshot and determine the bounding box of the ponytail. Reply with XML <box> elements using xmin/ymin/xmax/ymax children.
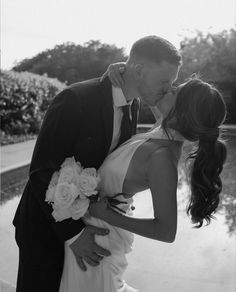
<box><xmin>187</xmin><ymin>139</ymin><xmax>227</xmax><ymax>227</ymax></box>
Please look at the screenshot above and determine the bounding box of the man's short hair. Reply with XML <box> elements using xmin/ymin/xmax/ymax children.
<box><xmin>130</xmin><ymin>36</ymin><xmax>182</xmax><ymax>65</ymax></box>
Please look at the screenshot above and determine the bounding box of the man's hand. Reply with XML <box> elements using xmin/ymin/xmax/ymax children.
<box><xmin>69</xmin><ymin>225</ymin><xmax>111</xmax><ymax>271</ymax></box>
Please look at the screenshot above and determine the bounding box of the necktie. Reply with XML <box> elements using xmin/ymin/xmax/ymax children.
<box><xmin>118</xmin><ymin>105</ymin><xmax>132</xmax><ymax>146</ymax></box>
<box><xmin>117</xmin><ymin>99</ymin><xmax>138</xmax><ymax>147</ymax></box>
<box><xmin>131</xmin><ymin>99</ymin><xmax>138</xmax><ymax>134</ymax></box>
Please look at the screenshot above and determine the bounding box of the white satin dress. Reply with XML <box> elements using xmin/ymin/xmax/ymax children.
<box><xmin>59</xmin><ymin>127</ymin><xmax>183</xmax><ymax>292</ymax></box>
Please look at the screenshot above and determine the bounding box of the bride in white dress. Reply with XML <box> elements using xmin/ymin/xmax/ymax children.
<box><xmin>59</xmin><ymin>77</ymin><xmax>227</xmax><ymax>292</ymax></box>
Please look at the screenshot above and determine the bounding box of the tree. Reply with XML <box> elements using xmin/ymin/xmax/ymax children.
<box><xmin>13</xmin><ymin>41</ymin><xmax>127</xmax><ymax>84</ymax></box>
<box><xmin>179</xmin><ymin>29</ymin><xmax>236</xmax><ymax>82</ymax></box>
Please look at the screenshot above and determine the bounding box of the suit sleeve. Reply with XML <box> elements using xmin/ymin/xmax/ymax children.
<box><xmin>28</xmin><ymin>88</ymin><xmax>86</xmax><ymax>242</ymax></box>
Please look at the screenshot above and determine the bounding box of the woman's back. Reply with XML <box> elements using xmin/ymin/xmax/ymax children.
<box><xmin>98</xmin><ymin>127</ymin><xmax>184</xmax><ymax>197</ymax></box>
<box><xmin>123</xmin><ymin>138</ymin><xmax>182</xmax><ymax>194</ymax></box>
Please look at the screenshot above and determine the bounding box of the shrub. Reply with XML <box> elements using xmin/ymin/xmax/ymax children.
<box><xmin>0</xmin><ymin>70</ymin><xmax>65</xmax><ymax>135</ymax></box>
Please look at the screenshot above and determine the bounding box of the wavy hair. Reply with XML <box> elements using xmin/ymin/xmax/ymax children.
<box><xmin>162</xmin><ymin>77</ymin><xmax>227</xmax><ymax>227</ymax></box>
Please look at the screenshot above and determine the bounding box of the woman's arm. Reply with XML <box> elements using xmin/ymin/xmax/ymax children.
<box><xmin>89</xmin><ymin>149</ymin><xmax>178</xmax><ymax>243</ymax></box>
<box><xmin>149</xmin><ymin>106</ymin><xmax>163</xmax><ymax>128</ymax></box>
<box><xmin>102</xmin><ymin>62</ymin><xmax>164</xmax><ymax>125</ymax></box>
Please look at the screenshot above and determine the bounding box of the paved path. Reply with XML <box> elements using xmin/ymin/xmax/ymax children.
<box><xmin>0</xmin><ymin>140</ymin><xmax>36</xmax><ymax>173</ymax></box>
<box><xmin>0</xmin><ymin>139</ymin><xmax>36</xmax><ymax>291</ymax></box>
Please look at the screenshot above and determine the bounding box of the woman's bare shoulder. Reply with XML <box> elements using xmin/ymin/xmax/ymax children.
<box><xmin>148</xmin><ymin>147</ymin><xmax>178</xmax><ymax>177</ymax></box>
<box><xmin>150</xmin><ymin>146</ymin><xmax>174</xmax><ymax>162</ymax></box>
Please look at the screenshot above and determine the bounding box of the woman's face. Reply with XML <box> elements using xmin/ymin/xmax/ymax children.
<box><xmin>155</xmin><ymin>87</ymin><xmax>178</xmax><ymax>118</ymax></box>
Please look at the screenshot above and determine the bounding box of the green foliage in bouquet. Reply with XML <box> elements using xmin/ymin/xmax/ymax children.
<box><xmin>0</xmin><ymin>70</ymin><xmax>65</xmax><ymax>135</ymax></box>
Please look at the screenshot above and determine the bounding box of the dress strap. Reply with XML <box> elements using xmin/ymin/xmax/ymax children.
<box><xmin>132</xmin><ymin>126</ymin><xmax>185</xmax><ymax>142</ymax></box>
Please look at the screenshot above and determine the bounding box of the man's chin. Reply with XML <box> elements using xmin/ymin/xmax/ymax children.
<box><xmin>139</xmin><ymin>97</ymin><xmax>153</xmax><ymax>106</ymax></box>
<box><xmin>145</xmin><ymin>100</ymin><xmax>159</xmax><ymax>107</ymax></box>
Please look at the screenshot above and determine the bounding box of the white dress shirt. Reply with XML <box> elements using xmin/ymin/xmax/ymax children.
<box><xmin>109</xmin><ymin>86</ymin><xmax>133</xmax><ymax>153</ymax></box>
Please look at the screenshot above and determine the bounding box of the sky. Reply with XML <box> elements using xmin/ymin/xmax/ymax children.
<box><xmin>1</xmin><ymin>0</ymin><xmax>236</xmax><ymax>69</ymax></box>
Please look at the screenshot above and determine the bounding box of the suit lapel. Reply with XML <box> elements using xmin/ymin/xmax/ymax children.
<box><xmin>100</xmin><ymin>77</ymin><xmax>114</xmax><ymax>154</ymax></box>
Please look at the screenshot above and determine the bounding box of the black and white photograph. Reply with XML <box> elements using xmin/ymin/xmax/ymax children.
<box><xmin>0</xmin><ymin>0</ymin><xmax>236</xmax><ymax>291</ymax></box>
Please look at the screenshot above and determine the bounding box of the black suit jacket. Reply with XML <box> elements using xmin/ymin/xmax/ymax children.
<box><xmin>13</xmin><ymin>77</ymin><xmax>139</xmax><ymax>286</ymax></box>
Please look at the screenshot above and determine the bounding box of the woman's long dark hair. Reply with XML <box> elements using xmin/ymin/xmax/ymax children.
<box><xmin>162</xmin><ymin>77</ymin><xmax>227</xmax><ymax>228</ymax></box>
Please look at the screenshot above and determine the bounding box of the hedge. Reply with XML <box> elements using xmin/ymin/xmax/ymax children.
<box><xmin>0</xmin><ymin>70</ymin><xmax>65</xmax><ymax>135</ymax></box>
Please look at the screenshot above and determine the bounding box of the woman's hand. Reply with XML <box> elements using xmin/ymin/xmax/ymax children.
<box><xmin>101</xmin><ymin>62</ymin><xmax>126</xmax><ymax>87</ymax></box>
<box><xmin>89</xmin><ymin>198</ymin><xmax>111</xmax><ymax>219</ymax></box>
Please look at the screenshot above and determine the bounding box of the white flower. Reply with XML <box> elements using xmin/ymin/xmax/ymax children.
<box><xmin>58</xmin><ymin>166</ymin><xmax>75</xmax><ymax>184</ymax></box>
<box><xmin>81</xmin><ymin>168</ymin><xmax>97</xmax><ymax>177</ymax></box>
<box><xmin>45</xmin><ymin>158</ymin><xmax>99</xmax><ymax>222</ymax></box>
<box><xmin>61</xmin><ymin>157</ymin><xmax>83</xmax><ymax>174</ymax></box>
<box><xmin>45</xmin><ymin>185</ymin><xmax>56</xmax><ymax>203</ymax></box>
<box><xmin>52</xmin><ymin>206</ymin><xmax>71</xmax><ymax>222</ymax></box>
<box><xmin>60</xmin><ymin>157</ymin><xmax>76</xmax><ymax>168</ymax></box>
<box><xmin>69</xmin><ymin>197</ymin><xmax>89</xmax><ymax>220</ymax></box>
<box><xmin>76</xmin><ymin>174</ymin><xmax>98</xmax><ymax>197</ymax></box>
<box><xmin>59</xmin><ymin>157</ymin><xmax>83</xmax><ymax>185</ymax></box>
<box><xmin>75</xmin><ymin>161</ymin><xmax>83</xmax><ymax>174</ymax></box>
<box><xmin>54</xmin><ymin>182</ymin><xmax>79</xmax><ymax>208</ymax></box>
<box><xmin>49</xmin><ymin>171</ymin><xmax>60</xmax><ymax>187</ymax></box>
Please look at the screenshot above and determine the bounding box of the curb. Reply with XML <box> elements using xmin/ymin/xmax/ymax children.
<box><xmin>0</xmin><ymin>161</ymin><xmax>30</xmax><ymax>175</ymax></box>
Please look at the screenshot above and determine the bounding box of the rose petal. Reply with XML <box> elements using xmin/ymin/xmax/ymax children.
<box><xmin>81</xmin><ymin>168</ymin><xmax>97</xmax><ymax>177</ymax></box>
<box><xmin>52</xmin><ymin>207</ymin><xmax>71</xmax><ymax>222</ymax></box>
<box><xmin>45</xmin><ymin>186</ymin><xmax>56</xmax><ymax>202</ymax></box>
<box><xmin>70</xmin><ymin>198</ymin><xmax>89</xmax><ymax>220</ymax></box>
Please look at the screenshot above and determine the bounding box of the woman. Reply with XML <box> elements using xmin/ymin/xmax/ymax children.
<box><xmin>59</xmin><ymin>75</ymin><xmax>227</xmax><ymax>292</ymax></box>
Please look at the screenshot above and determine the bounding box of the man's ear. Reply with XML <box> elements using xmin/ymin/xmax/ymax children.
<box><xmin>134</xmin><ymin>63</ymin><xmax>144</xmax><ymax>78</ymax></box>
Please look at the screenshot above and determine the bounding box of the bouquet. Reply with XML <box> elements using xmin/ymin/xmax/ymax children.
<box><xmin>45</xmin><ymin>157</ymin><xmax>100</xmax><ymax>222</ymax></box>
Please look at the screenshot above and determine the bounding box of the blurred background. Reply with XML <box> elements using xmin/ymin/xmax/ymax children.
<box><xmin>0</xmin><ymin>0</ymin><xmax>236</xmax><ymax>291</ymax></box>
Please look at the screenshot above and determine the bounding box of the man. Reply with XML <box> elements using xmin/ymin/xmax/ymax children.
<box><xmin>13</xmin><ymin>35</ymin><xmax>181</xmax><ymax>292</ymax></box>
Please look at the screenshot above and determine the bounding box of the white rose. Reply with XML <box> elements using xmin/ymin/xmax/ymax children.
<box><xmin>52</xmin><ymin>206</ymin><xmax>72</xmax><ymax>222</ymax></box>
<box><xmin>49</xmin><ymin>171</ymin><xmax>60</xmax><ymax>187</ymax></box>
<box><xmin>69</xmin><ymin>198</ymin><xmax>89</xmax><ymax>220</ymax></box>
<box><xmin>81</xmin><ymin>168</ymin><xmax>97</xmax><ymax>177</ymax></box>
<box><xmin>54</xmin><ymin>183</ymin><xmax>79</xmax><ymax>208</ymax></box>
<box><xmin>75</xmin><ymin>161</ymin><xmax>83</xmax><ymax>175</ymax></box>
<box><xmin>45</xmin><ymin>185</ymin><xmax>56</xmax><ymax>203</ymax></box>
<box><xmin>61</xmin><ymin>157</ymin><xmax>76</xmax><ymax>168</ymax></box>
<box><xmin>76</xmin><ymin>174</ymin><xmax>98</xmax><ymax>197</ymax></box>
<box><xmin>61</xmin><ymin>157</ymin><xmax>83</xmax><ymax>174</ymax></box>
<box><xmin>58</xmin><ymin>166</ymin><xmax>75</xmax><ymax>184</ymax></box>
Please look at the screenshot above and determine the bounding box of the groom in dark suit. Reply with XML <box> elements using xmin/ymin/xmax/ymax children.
<box><xmin>13</xmin><ymin>36</ymin><xmax>181</xmax><ymax>292</ymax></box>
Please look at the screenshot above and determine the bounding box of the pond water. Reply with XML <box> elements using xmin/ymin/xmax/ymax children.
<box><xmin>0</xmin><ymin>135</ymin><xmax>236</xmax><ymax>291</ymax></box>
